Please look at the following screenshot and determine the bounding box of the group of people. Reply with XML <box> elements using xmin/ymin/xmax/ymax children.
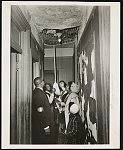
<box><xmin>32</xmin><ymin>77</ymin><xmax>85</xmax><ymax>144</ymax></box>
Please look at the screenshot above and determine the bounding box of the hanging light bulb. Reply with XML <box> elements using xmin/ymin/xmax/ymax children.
<box><xmin>58</xmin><ymin>38</ymin><xmax>61</xmax><ymax>43</ymax></box>
<box><xmin>56</xmin><ymin>32</ymin><xmax>62</xmax><ymax>44</ymax></box>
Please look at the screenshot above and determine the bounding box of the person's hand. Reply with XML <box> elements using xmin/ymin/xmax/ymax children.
<box><xmin>61</xmin><ymin>102</ymin><xmax>65</xmax><ymax>107</ymax></box>
<box><xmin>44</xmin><ymin>127</ymin><xmax>50</xmax><ymax>135</ymax></box>
<box><xmin>37</xmin><ymin>107</ymin><xmax>43</xmax><ymax>112</ymax></box>
<box><xmin>62</xmin><ymin>107</ymin><xmax>65</xmax><ymax>111</ymax></box>
<box><xmin>52</xmin><ymin>88</ymin><xmax>56</xmax><ymax>93</ymax></box>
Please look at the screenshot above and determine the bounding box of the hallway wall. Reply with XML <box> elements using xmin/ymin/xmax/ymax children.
<box><xmin>10</xmin><ymin>6</ymin><xmax>44</xmax><ymax>144</ymax></box>
<box><xmin>78</xmin><ymin>6</ymin><xmax>94</xmax><ymax>42</ymax></box>
<box><xmin>96</xmin><ymin>6</ymin><xmax>110</xmax><ymax>144</ymax></box>
<box><xmin>76</xmin><ymin>6</ymin><xmax>110</xmax><ymax>144</ymax></box>
<box><xmin>19</xmin><ymin>5</ymin><xmax>43</xmax><ymax>48</ymax></box>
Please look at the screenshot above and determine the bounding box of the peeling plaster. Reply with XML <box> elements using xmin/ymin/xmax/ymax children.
<box><xmin>26</xmin><ymin>5</ymin><xmax>92</xmax><ymax>31</ymax></box>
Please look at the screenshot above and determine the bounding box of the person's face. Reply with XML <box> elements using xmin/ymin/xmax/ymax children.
<box><xmin>46</xmin><ymin>84</ymin><xmax>51</xmax><ymax>91</ymax></box>
<box><xmin>40</xmin><ymin>80</ymin><xmax>45</xmax><ymax>88</ymax></box>
<box><xmin>70</xmin><ymin>83</ymin><xmax>80</xmax><ymax>93</ymax></box>
<box><xmin>66</xmin><ymin>85</ymin><xmax>69</xmax><ymax>91</ymax></box>
<box><xmin>59</xmin><ymin>82</ymin><xmax>64</xmax><ymax>88</ymax></box>
<box><xmin>52</xmin><ymin>88</ymin><xmax>56</xmax><ymax>93</ymax></box>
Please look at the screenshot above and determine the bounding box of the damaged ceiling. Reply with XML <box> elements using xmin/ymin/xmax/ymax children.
<box><xmin>26</xmin><ymin>5</ymin><xmax>89</xmax><ymax>30</ymax></box>
<box><xmin>26</xmin><ymin>5</ymin><xmax>93</xmax><ymax>47</ymax></box>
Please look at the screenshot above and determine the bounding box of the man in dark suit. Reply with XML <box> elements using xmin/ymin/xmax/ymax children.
<box><xmin>32</xmin><ymin>77</ymin><xmax>55</xmax><ymax>144</ymax></box>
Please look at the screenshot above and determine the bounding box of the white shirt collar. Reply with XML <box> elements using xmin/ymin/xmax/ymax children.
<box><xmin>45</xmin><ymin>90</ymin><xmax>51</xmax><ymax>94</ymax></box>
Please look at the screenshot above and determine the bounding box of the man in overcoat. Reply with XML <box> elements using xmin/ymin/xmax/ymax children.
<box><xmin>32</xmin><ymin>77</ymin><xmax>55</xmax><ymax>144</ymax></box>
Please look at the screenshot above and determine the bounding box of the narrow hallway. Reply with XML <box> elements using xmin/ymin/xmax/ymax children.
<box><xmin>10</xmin><ymin>4</ymin><xmax>110</xmax><ymax>145</ymax></box>
<box><xmin>1</xmin><ymin>1</ymin><xmax>120</xmax><ymax>149</ymax></box>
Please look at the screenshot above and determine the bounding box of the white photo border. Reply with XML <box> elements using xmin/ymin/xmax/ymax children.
<box><xmin>2</xmin><ymin>1</ymin><xmax>120</xmax><ymax>149</ymax></box>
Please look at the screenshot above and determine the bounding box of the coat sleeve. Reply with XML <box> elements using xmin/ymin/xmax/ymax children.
<box><xmin>40</xmin><ymin>91</ymin><xmax>52</xmax><ymax>128</ymax></box>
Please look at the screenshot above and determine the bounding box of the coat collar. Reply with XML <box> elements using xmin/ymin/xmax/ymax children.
<box><xmin>36</xmin><ymin>87</ymin><xmax>43</xmax><ymax>91</ymax></box>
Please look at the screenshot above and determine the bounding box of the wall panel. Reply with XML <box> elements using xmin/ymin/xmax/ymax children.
<box><xmin>77</xmin><ymin>6</ymin><xmax>110</xmax><ymax>144</ymax></box>
<box><xmin>10</xmin><ymin>53</ymin><xmax>17</xmax><ymax>144</ymax></box>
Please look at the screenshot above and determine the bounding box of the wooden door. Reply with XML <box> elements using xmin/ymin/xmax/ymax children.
<box><xmin>10</xmin><ymin>52</ymin><xmax>18</xmax><ymax>144</ymax></box>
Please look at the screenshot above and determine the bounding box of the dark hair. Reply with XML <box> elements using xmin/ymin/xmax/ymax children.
<box><xmin>68</xmin><ymin>81</ymin><xmax>74</xmax><ymax>91</ymax></box>
<box><xmin>34</xmin><ymin>77</ymin><xmax>42</xmax><ymax>86</ymax></box>
<box><xmin>58</xmin><ymin>80</ymin><xmax>67</xmax><ymax>91</ymax></box>
<box><xmin>43</xmin><ymin>83</ymin><xmax>52</xmax><ymax>92</ymax></box>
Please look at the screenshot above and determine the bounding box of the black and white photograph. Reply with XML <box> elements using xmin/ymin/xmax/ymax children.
<box><xmin>2</xmin><ymin>1</ymin><xmax>120</xmax><ymax>149</ymax></box>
